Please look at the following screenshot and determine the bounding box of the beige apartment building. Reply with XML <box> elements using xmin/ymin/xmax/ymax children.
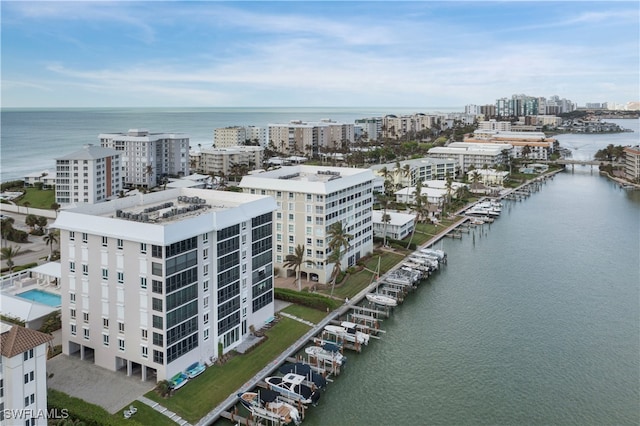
<box><xmin>239</xmin><ymin>165</ymin><xmax>374</xmax><ymax>285</ymax></box>
<box><xmin>199</xmin><ymin>146</ymin><xmax>264</xmax><ymax>177</ymax></box>
<box><xmin>268</xmin><ymin>120</ymin><xmax>354</xmax><ymax>157</ymax></box>
<box><xmin>623</xmin><ymin>145</ymin><xmax>640</xmax><ymax>183</ymax></box>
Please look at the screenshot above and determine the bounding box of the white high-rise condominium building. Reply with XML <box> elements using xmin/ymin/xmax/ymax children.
<box><xmin>55</xmin><ymin>144</ymin><xmax>122</xmax><ymax>205</ymax></box>
<box><xmin>99</xmin><ymin>129</ymin><xmax>190</xmax><ymax>189</ymax></box>
<box><xmin>0</xmin><ymin>323</ymin><xmax>53</xmax><ymax>426</ymax></box>
<box><xmin>239</xmin><ymin>165</ymin><xmax>374</xmax><ymax>285</ymax></box>
<box><xmin>53</xmin><ymin>188</ymin><xmax>277</xmax><ymax>382</ymax></box>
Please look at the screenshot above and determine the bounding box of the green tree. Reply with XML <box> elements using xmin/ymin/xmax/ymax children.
<box><xmin>36</xmin><ymin>216</ymin><xmax>48</xmax><ymax>233</ymax></box>
<box><xmin>25</xmin><ymin>214</ymin><xmax>37</xmax><ymax>232</ymax></box>
<box><xmin>327</xmin><ymin>220</ymin><xmax>352</xmax><ymax>253</ymax></box>
<box><xmin>1</xmin><ymin>217</ymin><xmax>15</xmax><ymax>247</ymax></box>
<box><xmin>1</xmin><ymin>245</ymin><xmax>21</xmax><ymax>273</ymax></box>
<box><xmin>326</xmin><ymin>245</ymin><xmax>343</xmax><ymax>297</ymax></box>
<box><xmin>43</xmin><ymin>230</ymin><xmax>59</xmax><ymax>261</ymax></box>
<box><xmin>283</xmin><ymin>244</ymin><xmax>308</xmax><ymax>291</ymax></box>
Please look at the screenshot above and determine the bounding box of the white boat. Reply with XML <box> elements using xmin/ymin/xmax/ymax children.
<box><xmin>238</xmin><ymin>390</ymin><xmax>301</xmax><ymax>425</ymax></box>
<box><xmin>366</xmin><ymin>292</ymin><xmax>398</xmax><ymax>307</ymax></box>
<box><xmin>305</xmin><ymin>343</ymin><xmax>347</xmax><ymax>367</ymax></box>
<box><xmin>265</xmin><ymin>373</ymin><xmax>321</xmax><ymax>405</ymax></box>
<box><xmin>324</xmin><ymin>322</ymin><xmax>370</xmax><ymax>346</ymax></box>
<box><xmin>419</xmin><ymin>248</ymin><xmax>447</xmax><ymax>261</ymax></box>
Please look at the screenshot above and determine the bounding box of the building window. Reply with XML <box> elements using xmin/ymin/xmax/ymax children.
<box><xmin>70</xmin><ymin>309</ymin><xmax>76</xmax><ymax>319</ymax></box>
<box><xmin>83</xmin><ymin>328</ymin><xmax>90</xmax><ymax>340</ymax></box>
<box><xmin>152</xmin><ymin>280</ymin><xmax>162</xmax><ymax>293</ymax></box>
<box><xmin>152</xmin><ymin>262</ymin><xmax>162</xmax><ymax>276</ymax></box>
<box><xmin>103</xmin><ymin>318</ymin><xmax>109</xmax><ymax>329</ymax></box>
<box><xmin>202</xmin><ymin>233</ymin><xmax>208</xmax><ymax>243</ymax></box>
<box><xmin>203</xmin><ymin>264</ymin><xmax>209</xmax><ymax>276</ymax></box>
<box><xmin>152</xmin><ymin>315</ymin><xmax>163</xmax><ymax>329</ymax></box>
<box><xmin>203</xmin><ymin>248</ymin><xmax>209</xmax><ymax>260</ymax></box>
<box><xmin>83</xmin><ymin>312</ymin><xmax>89</xmax><ymax>323</ymax></box>
<box><xmin>69</xmin><ymin>261</ymin><xmax>75</xmax><ymax>272</ymax></box>
<box><xmin>204</xmin><ymin>313</ymin><xmax>209</xmax><ymax>325</ymax></box>
<box><xmin>153</xmin><ymin>332</ymin><xmax>163</xmax><ymax>346</ymax></box>
<box><xmin>117</xmin><ymin>239</ymin><xmax>123</xmax><ymax>249</ymax></box>
<box><xmin>70</xmin><ymin>324</ymin><xmax>76</xmax><ymax>336</ymax></box>
<box><xmin>118</xmin><ymin>338</ymin><xmax>125</xmax><ymax>351</ymax></box>
<box><xmin>203</xmin><ymin>280</ymin><xmax>209</xmax><ymax>292</ymax></box>
<box><xmin>140</xmin><ymin>243</ymin><xmax>147</xmax><ymax>254</ymax></box>
<box><xmin>204</xmin><ymin>329</ymin><xmax>209</xmax><ymax>341</ymax></box>
<box><xmin>117</xmin><ymin>272</ymin><xmax>124</xmax><ymax>284</ymax></box>
<box><xmin>152</xmin><ymin>298</ymin><xmax>163</xmax><ymax>311</ymax></box>
<box><xmin>117</xmin><ymin>322</ymin><xmax>124</xmax><ymax>333</ymax></box>
<box><xmin>203</xmin><ymin>296</ymin><xmax>209</xmax><ymax>309</ymax></box>
<box><xmin>141</xmin><ymin>329</ymin><xmax>148</xmax><ymax>340</ymax></box>
<box><xmin>70</xmin><ymin>292</ymin><xmax>76</xmax><ymax>302</ymax></box>
<box><xmin>103</xmin><ymin>334</ymin><xmax>109</xmax><ymax>346</ymax></box>
<box><xmin>82</xmin><ymin>264</ymin><xmax>88</xmax><ymax>276</ymax></box>
<box><xmin>152</xmin><ymin>245</ymin><xmax>163</xmax><ymax>258</ymax></box>
<box><xmin>69</xmin><ymin>231</ymin><xmax>75</xmax><ymax>241</ymax></box>
<box><xmin>141</xmin><ymin>346</ymin><xmax>148</xmax><ymax>358</ymax></box>
<box><xmin>82</xmin><ymin>233</ymin><xmax>88</xmax><ymax>243</ymax></box>
<box><xmin>153</xmin><ymin>350</ymin><xmax>164</xmax><ymax>364</ymax></box>
<box><xmin>102</xmin><ymin>236</ymin><xmax>108</xmax><ymax>247</ymax></box>
<box><xmin>140</xmin><ymin>277</ymin><xmax>147</xmax><ymax>289</ymax></box>
<box><xmin>102</xmin><ymin>268</ymin><xmax>108</xmax><ymax>280</ymax></box>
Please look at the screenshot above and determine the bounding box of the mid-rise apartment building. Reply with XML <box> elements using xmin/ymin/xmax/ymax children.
<box><xmin>0</xmin><ymin>323</ymin><xmax>53</xmax><ymax>426</ymax></box>
<box><xmin>428</xmin><ymin>142</ymin><xmax>513</xmax><ymax>172</ymax></box>
<box><xmin>623</xmin><ymin>145</ymin><xmax>640</xmax><ymax>183</ymax></box>
<box><xmin>53</xmin><ymin>188</ymin><xmax>277</xmax><ymax>382</ymax></box>
<box><xmin>214</xmin><ymin>127</ymin><xmax>246</xmax><ymax>148</ymax></box>
<box><xmin>465</xmin><ymin>130</ymin><xmax>555</xmax><ymax>160</ymax></box>
<box><xmin>370</xmin><ymin>158</ymin><xmax>457</xmax><ymax>187</ymax></box>
<box><xmin>55</xmin><ymin>144</ymin><xmax>122</xmax><ymax>205</ymax></box>
<box><xmin>239</xmin><ymin>166</ymin><xmax>374</xmax><ymax>285</ymax></box>
<box><xmin>99</xmin><ymin>129</ymin><xmax>189</xmax><ymax>189</ymax></box>
<box><xmin>199</xmin><ymin>146</ymin><xmax>264</xmax><ymax>177</ymax></box>
<box><xmin>268</xmin><ymin>120</ymin><xmax>355</xmax><ymax>158</ymax></box>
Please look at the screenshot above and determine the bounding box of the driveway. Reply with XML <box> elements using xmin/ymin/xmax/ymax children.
<box><xmin>47</xmin><ymin>355</ymin><xmax>155</xmax><ymax>414</ymax></box>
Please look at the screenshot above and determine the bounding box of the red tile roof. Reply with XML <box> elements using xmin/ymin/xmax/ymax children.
<box><xmin>0</xmin><ymin>324</ymin><xmax>53</xmax><ymax>358</ymax></box>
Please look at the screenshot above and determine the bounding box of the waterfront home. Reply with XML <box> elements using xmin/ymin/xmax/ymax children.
<box><xmin>372</xmin><ymin>210</ymin><xmax>416</xmax><ymax>241</ymax></box>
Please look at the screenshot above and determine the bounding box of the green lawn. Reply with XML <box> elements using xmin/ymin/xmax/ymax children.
<box><xmin>145</xmin><ymin>317</ymin><xmax>311</xmax><ymax>423</ymax></box>
<box><xmin>321</xmin><ymin>251</ymin><xmax>406</xmax><ymax>299</ymax></box>
<box><xmin>117</xmin><ymin>402</ymin><xmax>178</xmax><ymax>425</ymax></box>
<box><xmin>280</xmin><ymin>304</ymin><xmax>329</xmax><ymax>324</ymax></box>
<box><xmin>16</xmin><ymin>187</ymin><xmax>56</xmax><ymax>210</ymax></box>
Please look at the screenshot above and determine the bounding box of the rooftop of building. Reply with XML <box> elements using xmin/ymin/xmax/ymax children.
<box><xmin>239</xmin><ymin>165</ymin><xmax>374</xmax><ymax>194</ymax></box>
<box><xmin>55</xmin><ymin>144</ymin><xmax>120</xmax><ymax>161</ymax></box>
<box><xmin>0</xmin><ymin>323</ymin><xmax>53</xmax><ymax>358</ymax></box>
<box><xmin>372</xmin><ymin>210</ymin><xmax>416</xmax><ymax>226</ymax></box>
<box><xmin>369</xmin><ymin>157</ymin><xmax>455</xmax><ymax>172</ymax></box>
<box><xmin>53</xmin><ymin>188</ymin><xmax>277</xmax><ymax>243</ymax></box>
<box><xmin>99</xmin><ymin>129</ymin><xmax>189</xmax><ymax>138</ymax></box>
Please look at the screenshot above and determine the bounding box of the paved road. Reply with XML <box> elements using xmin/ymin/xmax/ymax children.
<box><xmin>1</xmin><ymin>211</ymin><xmax>54</xmax><ymax>270</ymax></box>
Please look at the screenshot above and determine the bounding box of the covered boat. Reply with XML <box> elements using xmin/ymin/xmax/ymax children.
<box><xmin>305</xmin><ymin>343</ymin><xmax>347</xmax><ymax>367</ymax></box>
<box><xmin>237</xmin><ymin>390</ymin><xmax>301</xmax><ymax>425</ymax></box>
<box><xmin>265</xmin><ymin>373</ymin><xmax>321</xmax><ymax>405</ymax></box>
<box><xmin>279</xmin><ymin>362</ymin><xmax>327</xmax><ymax>390</ymax></box>
<box><xmin>324</xmin><ymin>322</ymin><xmax>370</xmax><ymax>346</ymax></box>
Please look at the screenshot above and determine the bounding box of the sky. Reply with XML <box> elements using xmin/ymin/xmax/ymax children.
<box><xmin>1</xmin><ymin>1</ymin><xmax>638</xmax><ymax>108</ymax></box>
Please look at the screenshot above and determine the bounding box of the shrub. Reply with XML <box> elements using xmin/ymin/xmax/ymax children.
<box><xmin>39</xmin><ymin>311</ymin><xmax>62</xmax><ymax>333</ymax></box>
<box><xmin>1</xmin><ymin>180</ymin><xmax>24</xmax><ymax>191</ymax></box>
<box><xmin>275</xmin><ymin>288</ymin><xmax>340</xmax><ymax>311</ymax></box>
<box><xmin>13</xmin><ymin>262</ymin><xmax>38</xmax><ymax>272</ymax></box>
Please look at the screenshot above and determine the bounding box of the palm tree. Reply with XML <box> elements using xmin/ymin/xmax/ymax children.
<box><xmin>23</xmin><ymin>201</ymin><xmax>31</xmax><ymax>215</ymax></box>
<box><xmin>50</xmin><ymin>202</ymin><xmax>61</xmax><ymax>218</ymax></box>
<box><xmin>145</xmin><ymin>165</ymin><xmax>154</xmax><ymax>187</ymax></box>
<box><xmin>1</xmin><ymin>245</ymin><xmax>21</xmax><ymax>273</ymax></box>
<box><xmin>381</xmin><ymin>212</ymin><xmax>392</xmax><ymax>247</ymax></box>
<box><xmin>43</xmin><ymin>230</ymin><xmax>59</xmax><ymax>261</ymax></box>
<box><xmin>283</xmin><ymin>244</ymin><xmax>307</xmax><ymax>291</ymax></box>
<box><xmin>443</xmin><ymin>174</ymin><xmax>454</xmax><ymax>216</ymax></box>
<box><xmin>1</xmin><ymin>216</ymin><xmax>15</xmax><ymax>247</ymax></box>
<box><xmin>326</xmin><ymin>245</ymin><xmax>343</xmax><ymax>297</ymax></box>
<box><xmin>327</xmin><ymin>221</ymin><xmax>352</xmax><ymax>253</ymax></box>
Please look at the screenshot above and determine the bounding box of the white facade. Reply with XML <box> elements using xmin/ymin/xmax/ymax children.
<box><xmin>370</xmin><ymin>158</ymin><xmax>457</xmax><ymax>187</ymax></box>
<box><xmin>239</xmin><ymin>165</ymin><xmax>374</xmax><ymax>285</ymax></box>
<box><xmin>55</xmin><ymin>144</ymin><xmax>122</xmax><ymax>205</ymax></box>
<box><xmin>466</xmin><ymin>130</ymin><xmax>554</xmax><ymax>160</ymax></box>
<box><xmin>0</xmin><ymin>323</ymin><xmax>53</xmax><ymax>426</ymax></box>
<box><xmin>372</xmin><ymin>210</ymin><xmax>416</xmax><ymax>240</ymax></box>
<box><xmin>53</xmin><ymin>188</ymin><xmax>277</xmax><ymax>382</ymax></box>
<box><xmin>428</xmin><ymin>142</ymin><xmax>512</xmax><ymax>172</ymax></box>
<box><xmin>467</xmin><ymin>169</ymin><xmax>509</xmax><ymax>186</ymax></box>
<box><xmin>394</xmin><ymin>186</ymin><xmax>448</xmax><ymax>206</ymax></box>
<box><xmin>477</xmin><ymin>120</ymin><xmax>512</xmax><ymax>132</ymax></box>
<box><xmin>100</xmin><ymin>129</ymin><xmax>190</xmax><ymax>189</ymax></box>
<box><xmin>23</xmin><ymin>170</ymin><xmax>56</xmax><ymax>189</ymax></box>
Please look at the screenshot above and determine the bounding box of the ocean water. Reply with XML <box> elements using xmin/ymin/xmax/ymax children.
<box><xmin>0</xmin><ymin>106</ymin><xmax>459</xmax><ymax>183</ymax></box>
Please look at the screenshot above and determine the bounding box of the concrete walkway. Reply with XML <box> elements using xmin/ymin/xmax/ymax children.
<box><xmin>47</xmin><ymin>355</ymin><xmax>155</xmax><ymax>414</ymax></box>
<box><xmin>279</xmin><ymin>312</ymin><xmax>315</xmax><ymax>326</ymax></box>
<box><xmin>137</xmin><ymin>395</ymin><xmax>191</xmax><ymax>425</ymax></box>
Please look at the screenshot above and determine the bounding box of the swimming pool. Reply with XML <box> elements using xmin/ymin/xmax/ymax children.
<box><xmin>17</xmin><ymin>289</ymin><xmax>62</xmax><ymax>307</ymax></box>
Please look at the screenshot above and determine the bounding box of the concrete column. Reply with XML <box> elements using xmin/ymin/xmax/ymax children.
<box><xmin>141</xmin><ymin>365</ymin><xmax>147</xmax><ymax>382</ymax></box>
<box><xmin>80</xmin><ymin>345</ymin><xmax>85</xmax><ymax>360</ymax></box>
<box><xmin>127</xmin><ymin>360</ymin><xmax>132</xmax><ymax>376</ymax></box>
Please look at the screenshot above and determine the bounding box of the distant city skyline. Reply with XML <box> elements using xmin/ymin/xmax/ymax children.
<box><xmin>1</xmin><ymin>1</ymin><xmax>638</xmax><ymax>108</ymax></box>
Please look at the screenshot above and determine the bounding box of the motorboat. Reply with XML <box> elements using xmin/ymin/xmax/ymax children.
<box><xmin>305</xmin><ymin>343</ymin><xmax>347</xmax><ymax>367</ymax></box>
<box><xmin>237</xmin><ymin>390</ymin><xmax>301</xmax><ymax>425</ymax></box>
<box><xmin>184</xmin><ymin>362</ymin><xmax>205</xmax><ymax>379</ymax></box>
<box><xmin>279</xmin><ymin>363</ymin><xmax>327</xmax><ymax>390</ymax></box>
<box><xmin>366</xmin><ymin>292</ymin><xmax>398</xmax><ymax>307</ymax></box>
<box><xmin>265</xmin><ymin>373</ymin><xmax>321</xmax><ymax>405</ymax></box>
<box><xmin>419</xmin><ymin>248</ymin><xmax>447</xmax><ymax>261</ymax></box>
<box><xmin>324</xmin><ymin>321</ymin><xmax>370</xmax><ymax>346</ymax></box>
